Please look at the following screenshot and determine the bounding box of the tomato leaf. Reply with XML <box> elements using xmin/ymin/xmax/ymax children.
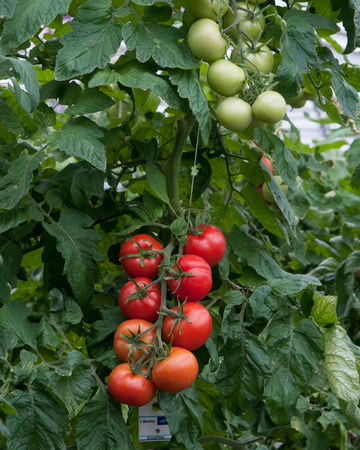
<box><xmin>123</xmin><ymin>22</ymin><xmax>198</xmax><ymax>69</ymax></box>
<box><xmin>75</xmin><ymin>390</ymin><xmax>134</xmax><ymax>450</ymax></box>
<box><xmin>338</xmin><ymin>0</ymin><xmax>360</xmax><ymax>54</ymax></box>
<box><xmin>0</xmin><ymin>242</ymin><xmax>22</xmax><ymax>304</ymax></box>
<box><xmin>50</xmin><ymin>118</ymin><xmax>106</xmax><ymax>171</ymax></box>
<box><xmin>160</xmin><ymin>385</ymin><xmax>204</xmax><ymax>449</ymax></box>
<box><xmin>0</xmin><ymin>0</ymin><xmax>72</xmax><ymax>54</ymax></box>
<box><xmin>311</xmin><ymin>292</ymin><xmax>338</xmax><ymax>327</ymax></box>
<box><xmin>0</xmin><ymin>0</ymin><xmax>16</xmax><ymax>17</ymax></box>
<box><xmin>66</xmin><ymin>88</ymin><xmax>115</xmax><ymax>116</ymax></box>
<box><xmin>324</xmin><ymin>325</ymin><xmax>360</xmax><ymax>402</ymax></box>
<box><xmin>264</xmin><ymin>310</ymin><xmax>323</xmax><ymax>424</ymax></box>
<box><xmin>55</xmin><ymin>0</ymin><xmax>123</xmax><ymax>80</ymax></box>
<box><xmin>42</xmin><ymin>209</ymin><xmax>103</xmax><ymax>305</ymax></box>
<box><xmin>6</xmin><ymin>385</ymin><xmax>71</xmax><ymax>450</ymax></box>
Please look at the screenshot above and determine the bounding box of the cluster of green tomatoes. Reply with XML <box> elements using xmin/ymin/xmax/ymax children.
<box><xmin>185</xmin><ymin>0</ymin><xmax>287</xmax><ymax>131</ymax></box>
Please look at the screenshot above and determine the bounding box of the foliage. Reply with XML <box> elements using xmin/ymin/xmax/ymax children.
<box><xmin>1</xmin><ymin>0</ymin><xmax>360</xmax><ymax>448</ymax></box>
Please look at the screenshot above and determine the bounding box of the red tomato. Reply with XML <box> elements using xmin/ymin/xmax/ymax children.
<box><xmin>261</xmin><ymin>156</ymin><xmax>273</xmax><ymax>174</ymax></box>
<box><xmin>162</xmin><ymin>302</ymin><xmax>212</xmax><ymax>350</ymax></box>
<box><xmin>108</xmin><ymin>363</ymin><xmax>156</xmax><ymax>407</ymax></box>
<box><xmin>167</xmin><ymin>254</ymin><xmax>212</xmax><ymax>302</ymax></box>
<box><xmin>183</xmin><ymin>224</ymin><xmax>226</xmax><ymax>266</ymax></box>
<box><xmin>151</xmin><ymin>347</ymin><xmax>198</xmax><ymax>393</ymax></box>
<box><xmin>113</xmin><ymin>319</ymin><xmax>156</xmax><ymax>363</ymax></box>
<box><xmin>119</xmin><ymin>234</ymin><xmax>164</xmax><ymax>278</ymax></box>
<box><xmin>119</xmin><ymin>277</ymin><xmax>161</xmax><ymax>322</ymax></box>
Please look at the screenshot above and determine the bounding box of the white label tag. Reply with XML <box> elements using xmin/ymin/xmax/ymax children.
<box><xmin>138</xmin><ymin>399</ymin><xmax>171</xmax><ymax>442</ymax></box>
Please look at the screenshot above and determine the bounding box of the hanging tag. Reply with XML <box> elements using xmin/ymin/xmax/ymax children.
<box><xmin>138</xmin><ymin>399</ymin><xmax>171</xmax><ymax>442</ymax></box>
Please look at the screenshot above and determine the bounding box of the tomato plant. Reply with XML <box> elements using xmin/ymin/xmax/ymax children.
<box><xmin>187</xmin><ymin>18</ymin><xmax>228</xmax><ymax>62</ymax></box>
<box><xmin>108</xmin><ymin>363</ymin><xmax>156</xmax><ymax>407</ymax></box>
<box><xmin>217</xmin><ymin>97</ymin><xmax>253</xmax><ymax>132</ymax></box>
<box><xmin>113</xmin><ymin>319</ymin><xmax>156</xmax><ymax>362</ymax></box>
<box><xmin>119</xmin><ymin>234</ymin><xmax>164</xmax><ymax>278</ymax></box>
<box><xmin>118</xmin><ymin>277</ymin><xmax>161</xmax><ymax>322</ymax></box>
<box><xmin>252</xmin><ymin>90</ymin><xmax>287</xmax><ymax>123</ymax></box>
<box><xmin>162</xmin><ymin>302</ymin><xmax>212</xmax><ymax>350</ymax></box>
<box><xmin>167</xmin><ymin>254</ymin><xmax>212</xmax><ymax>302</ymax></box>
<box><xmin>151</xmin><ymin>347</ymin><xmax>199</xmax><ymax>393</ymax></box>
<box><xmin>183</xmin><ymin>224</ymin><xmax>226</xmax><ymax>266</ymax></box>
<box><xmin>207</xmin><ymin>59</ymin><xmax>246</xmax><ymax>97</ymax></box>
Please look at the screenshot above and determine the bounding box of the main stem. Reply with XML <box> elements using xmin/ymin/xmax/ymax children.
<box><xmin>166</xmin><ymin>115</ymin><xmax>196</xmax><ymax>216</ymax></box>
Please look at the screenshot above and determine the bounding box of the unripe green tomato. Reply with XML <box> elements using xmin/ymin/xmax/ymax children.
<box><xmin>217</xmin><ymin>97</ymin><xmax>253</xmax><ymax>132</ymax></box>
<box><xmin>207</xmin><ymin>59</ymin><xmax>245</xmax><ymax>96</ymax></box>
<box><xmin>223</xmin><ymin>2</ymin><xmax>265</xmax><ymax>42</ymax></box>
<box><xmin>262</xmin><ymin>176</ymin><xmax>288</xmax><ymax>203</ymax></box>
<box><xmin>187</xmin><ymin>18</ymin><xmax>228</xmax><ymax>62</ymax></box>
<box><xmin>243</xmin><ymin>44</ymin><xmax>274</xmax><ymax>73</ymax></box>
<box><xmin>252</xmin><ymin>91</ymin><xmax>287</xmax><ymax>123</ymax></box>
<box><xmin>185</xmin><ymin>0</ymin><xmax>229</xmax><ymax>20</ymax></box>
<box><xmin>288</xmin><ymin>90</ymin><xmax>307</xmax><ymax>108</ymax></box>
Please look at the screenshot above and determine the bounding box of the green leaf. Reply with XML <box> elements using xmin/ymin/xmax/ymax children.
<box><xmin>0</xmin><ymin>97</ymin><xmax>24</xmax><ymax>135</ymax></box>
<box><xmin>42</xmin><ymin>209</ymin><xmax>103</xmax><ymax>304</ymax></box>
<box><xmin>323</xmin><ymin>325</ymin><xmax>360</xmax><ymax>402</ymax></box>
<box><xmin>0</xmin><ymin>207</ymin><xmax>27</xmax><ymax>234</ymax></box>
<box><xmin>49</xmin><ymin>350</ymin><xmax>96</xmax><ymax>417</ymax></box>
<box><xmin>241</xmin><ymin>182</ymin><xmax>287</xmax><ymax>239</ymax></box>
<box><xmin>159</xmin><ymin>385</ymin><xmax>204</xmax><ymax>449</ymax></box>
<box><xmin>311</xmin><ymin>292</ymin><xmax>338</xmax><ymax>327</ymax></box>
<box><xmin>340</xmin><ymin>0</ymin><xmax>360</xmax><ymax>53</ymax></box>
<box><xmin>330</xmin><ymin>66</ymin><xmax>359</xmax><ymax>118</ymax></box>
<box><xmin>87</xmin><ymin>305</ymin><xmax>125</xmax><ymax>346</ymax></box>
<box><xmin>116</xmin><ymin>63</ymin><xmax>183</xmax><ymax>111</ymax></box>
<box><xmin>216</xmin><ymin>307</ymin><xmax>271</xmax><ymax>399</ymax></box>
<box><xmin>0</xmin><ymin>298</ymin><xmax>39</xmax><ymax>346</ymax></box>
<box><xmin>6</xmin><ymin>386</ymin><xmax>71</xmax><ymax>450</ymax></box>
<box><xmin>0</xmin><ymin>242</ymin><xmax>22</xmax><ymax>303</ymax></box>
<box><xmin>0</xmin><ymin>0</ymin><xmax>16</xmax><ymax>17</ymax></box>
<box><xmin>123</xmin><ymin>22</ymin><xmax>198</xmax><ymax>69</ymax></box>
<box><xmin>169</xmin><ymin>69</ymin><xmax>212</xmax><ymax>145</ymax></box>
<box><xmin>51</xmin><ymin>118</ymin><xmax>106</xmax><ymax>171</ymax></box>
<box><xmin>0</xmin><ymin>56</ymin><xmax>40</xmax><ymax>111</ymax></box>
<box><xmin>275</xmin><ymin>9</ymin><xmax>338</xmax><ymax>99</ymax></box>
<box><xmin>0</xmin><ymin>150</ymin><xmax>45</xmax><ymax>209</ymax></box>
<box><xmin>264</xmin><ymin>310</ymin><xmax>324</xmax><ymax>424</ymax></box>
<box><xmin>75</xmin><ymin>390</ymin><xmax>133</xmax><ymax>450</ymax></box>
<box><xmin>66</xmin><ymin>88</ymin><xmax>115</xmax><ymax>115</ymax></box>
<box><xmin>55</xmin><ymin>0</ymin><xmax>123</xmax><ymax>80</ymax></box>
<box><xmin>0</xmin><ymin>0</ymin><xmax>72</xmax><ymax>53</ymax></box>
<box><xmin>146</xmin><ymin>160</ymin><xmax>170</xmax><ymax>204</ymax></box>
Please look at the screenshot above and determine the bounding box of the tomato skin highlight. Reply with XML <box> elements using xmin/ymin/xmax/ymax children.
<box><xmin>119</xmin><ymin>234</ymin><xmax>163</xmax><ymax>278</ymax></box>
<box><xmin>167</xmin><ymin>254</ymin><xmax>212</xmax><ymax>302</ymax></box>
<box><xmin>151</xmin><ymin>347</ymin><xmax>199</xmax><ymax>393</ymax></box>
<box><xmin>119</xmin><ymin>277</ymin><xmax>161</xmax><ymax>322</ymax></box>
<box><xmin>113</xmin><ymin>319</ymin><xmax>156</xmax><ymax>362</ymax></box>
<box><xmin>183</xmin><ymin>224</ymin><xmax>226</xmax><ymax>266</ymax></box>
<box><xmin>162</xmin><ymin>302</ymin><xmax>212</xmax><ymax>350</ymax></box>
<box><xmin>108</xmin><ymin>363</ymin><xmax>156</xmax><ymax>407</ymax></box>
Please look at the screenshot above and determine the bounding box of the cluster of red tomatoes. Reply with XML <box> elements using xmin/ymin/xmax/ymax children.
<box><xmin>185</xmin><ymin>0</ymin><xmax>287</xmax><ymax>132</ymax></box>
<box><xmin>107</xmin><ymin>224</ymin><xmax>226</xmax><ymax>407</ymax></box>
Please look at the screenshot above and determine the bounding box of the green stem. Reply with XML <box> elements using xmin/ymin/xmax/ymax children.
<box><xmin>165</xmin><ymin>115</ymin><xmax>196</xmax><ymax>216</ymax></box>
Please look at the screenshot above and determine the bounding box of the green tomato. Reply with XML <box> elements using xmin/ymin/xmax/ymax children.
<box><xmin>243</xmin><ymin>44</ymin><xmax>273</xmax><ymax>73</ymax></box>
<box><xmin>252</xmin><ymin>91</ymin><xmax>287</xmax><ymax>123</ymax></box>
<box><xmin>217</xmin><ymin>97</ymin><xmax>252</xmax><ymax>132</ymax></box>
<box><xmin>223</xmin><ymin>2</ymin><xmax>265</xmax><ymax>42</ymax></box>
<box><xmin>187</xmin><ymin>18</ymin><xmax>228</xmax><ymax>62</ymax></box>
<box><xmin>262</xmin><ymin>176</ymin><xmax>288</xmax><ymax>203</ymax></box>
<box><xmin>185</xmin><ymin>0</ymin><xmax>229</xmax><ymax>20</ymax></box>
<box><xmin>207</xmin><ymin>59</ymin><xmax>246</xmax><ymax>96</ymax></box>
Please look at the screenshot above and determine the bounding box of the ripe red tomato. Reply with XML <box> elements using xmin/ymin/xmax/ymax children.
<box><xmin>167</xmin><ymin>254</ymin><xmax>212</xmax><ymax>302</ymax></box>
<box><xmin>119</xmin><ymin>277</ymin><xmax>161</xmax><ymax>322</ymax></box>
<box><xmin>108</xmin><ymin>363</ymin><xmax>156</xmax><ymax>407</ymax></box>
<box><xmin>151</xmin><ymin>347</ymin><xmax>198</xmax><ymax>393</ymax></box>
<box><xmin>113</xmin><ymin>319</ymin><xmax>156</xmax><ymax>362</ymax></box>
<box><xmin>119</xmin><ymin>234</ymin><xmax>164</xmax><ymax>278</ymax></box>
<box><xmin>162</xmin><ymin>302</ymin><xmax>212</xmax><ymax>350</ymax></box>
<box><xmin>183</xmin><ymin>224</ymin><xmax>226</xmax><ymax>266</ymax></box>
<box><xmin>261</xmin><ymin>156</ymin><xmax>273</xmax><ymax>174</ymax></box>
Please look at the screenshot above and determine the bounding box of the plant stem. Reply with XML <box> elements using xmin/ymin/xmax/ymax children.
<box><xmin>165</xmin><ymin>115</ymin><xmax>196</xmax><ymax>216</ymax></box>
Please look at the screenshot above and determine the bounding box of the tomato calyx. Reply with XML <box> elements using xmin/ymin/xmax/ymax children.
<box><xmin>119</xmin><ymin>238</ymin><xmax>164</xmax><ymax>268</ymax></box>
<box><xmin>123</xmin><ymin>278</ymin><xmax>159</xmax><ymax>304</ymax></box>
